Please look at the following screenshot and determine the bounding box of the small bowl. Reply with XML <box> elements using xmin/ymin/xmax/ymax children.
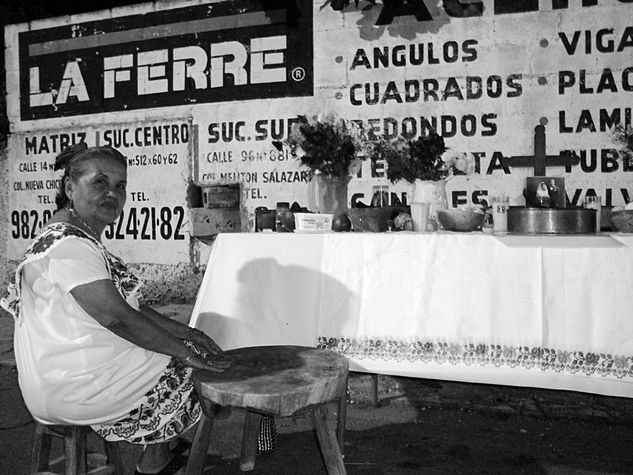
<box><xmin>348</xmin><ymin>207</ymin><xmax>393</xmax><ymax>232</ymax></box>
<box><xmin>437</xmin><ymin>208</ymin><xmax>484</xmax><ymax>232</ymax></box>
<box><xmin>609</xmin><ymin>209</ymin><xmax>633</xmax><ymax>233</ymax></box>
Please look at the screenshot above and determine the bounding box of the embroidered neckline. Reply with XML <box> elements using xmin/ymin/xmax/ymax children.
<box><xmin>67</xmin><ymin>208</ymin><xmax>101</xmax><ymax>241</ymax></box>
<box><xmin>1</xmin><ymin>222</ymin><xmax>140</xmax><ymax>324</ymax></box>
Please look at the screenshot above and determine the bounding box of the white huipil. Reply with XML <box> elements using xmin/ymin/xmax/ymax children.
<box><xmin>14</xmin><ymin>237</ymin><xmax>171</xmax><ymax>425</ymax></box>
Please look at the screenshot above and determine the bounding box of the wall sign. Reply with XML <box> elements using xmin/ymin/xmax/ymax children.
<box><xmin>192</xmin><ymin>1</ymin><xmax>633</xmax><ymax>214</ymax></box>
<box><xmin>19</xmin><ymin>0</ymin><xmax>313</xmax><ymax>120</ymax></box>
<box><xmin>8</xmin><ymin>121</ymin><xmax>192</xmax><ymax>264</ymax></box>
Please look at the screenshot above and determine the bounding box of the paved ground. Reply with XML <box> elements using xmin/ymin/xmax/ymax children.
<box><xmin>2</xmin><ymin>305</ymin><xmax>633</xmax><ymax>474</ymax></box>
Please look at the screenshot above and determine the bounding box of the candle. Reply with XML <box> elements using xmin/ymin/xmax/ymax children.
<box><xmin>583</xmin><ymin>195</ymin><xmax>601</xmax><ymax>233</ymax></box>
<box><xmin>491</xmin><ymin>195</ymin><xmax>509</xmax><ymax>234</ymax></box>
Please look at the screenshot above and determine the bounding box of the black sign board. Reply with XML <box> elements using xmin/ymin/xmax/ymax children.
<box><xmin>19</xmin><ymin>0</ymin><xmax>313</xmax><ymax>120</ymax></box>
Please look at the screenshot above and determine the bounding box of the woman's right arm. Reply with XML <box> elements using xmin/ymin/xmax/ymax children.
<box><xmin>70</xmin><ymin>279</ymin><xmax>229</xmax><ymax>372</ymax></box>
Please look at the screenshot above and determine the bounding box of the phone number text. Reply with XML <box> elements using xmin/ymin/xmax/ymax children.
<box><xmin>10</xmin><ymin>206</ymin><xmax>186</xmax><ymax>241</ymax></box>
<box><xmin>105</xmin><ymin>206</ymin><xmax>186</xmax><ymax>240</ymax></box>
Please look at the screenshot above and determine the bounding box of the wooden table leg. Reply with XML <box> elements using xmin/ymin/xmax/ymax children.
<box><xmin>313</xmin><ymin>405</ymin><xmax>346</xmax><ymax>475</ymax></box>
<box><xmin>337</xmin><ymin>374</ymin><xmax>348</xmax><ymax>454</ymax></box>
<box><xmin>186</xmin><ymin>409</ymin><xmax>217</xmax><ymax>475</ymax></box>
<box><xmin>370</xmin><ymin>373</ymin><xmax>379</xmax><ymax>408</ymax></box>
<box><xmin>239</xmin><ymin>411</ymin><xmax>262</xmax><ymax>472</ymax></box>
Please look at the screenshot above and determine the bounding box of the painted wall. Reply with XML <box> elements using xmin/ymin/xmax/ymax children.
<box><xmin>1</xmin><ymin>145</ymin><xmax>8</xmax><ymax>297</ymax></box>
<box><xmin>2</xmin><ymin>0</ymin><xmax>632</xmax><ymax>300</ymax></box>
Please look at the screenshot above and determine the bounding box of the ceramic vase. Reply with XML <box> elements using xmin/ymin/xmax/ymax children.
<box><xmin>308</xmin><ymin>173</ymin><xmax>350</xmax><ymax>217</ymax></box>
<box><xmin>410</xmin><ymin>179</ymin><xmax>449</xmax><ymax>224</ymax></box>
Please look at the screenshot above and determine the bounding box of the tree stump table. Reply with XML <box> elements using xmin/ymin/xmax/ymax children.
<box><xmin>185</xmin><ymin>345</ymin><xmax>349</xmax><ymax>475</ymax></box>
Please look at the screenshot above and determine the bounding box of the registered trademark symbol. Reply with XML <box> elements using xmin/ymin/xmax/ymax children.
<box><xmin>291</xmin><ymin>67</ymin><xmax>305</xmax><ymax>82</ymax></box>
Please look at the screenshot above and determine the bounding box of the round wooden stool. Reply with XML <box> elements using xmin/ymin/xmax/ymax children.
<box><xmin>185</xmin><ymin>345</ymin><xmax>349</xmax><ymax>475</ymax></box>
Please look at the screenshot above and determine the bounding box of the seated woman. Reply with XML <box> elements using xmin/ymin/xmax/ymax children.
<box><xmin>1</xmin><ymin>143</ymin><xmax>229</xmax><ymax>474</ymax></box>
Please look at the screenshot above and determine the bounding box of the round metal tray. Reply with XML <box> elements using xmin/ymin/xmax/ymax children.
<box><xmin>507</xmin><ymin>208</ymin><xmax>596</xmax><ymax>234</ymax></box>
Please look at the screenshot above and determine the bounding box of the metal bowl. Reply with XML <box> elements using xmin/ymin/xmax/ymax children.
<box><xmin>507</xmin><ymin>208</ymin><xmax>596</xmax><ymax>234</ymax></box>
<box><xmin>437</xmin><ymin>209</ymin><xmax>484</xmax><ymax>232</ymax></box>
<box><xmin>348</xmin><ymin>207</ymin><xmax>393</xmax><ymax>232</ymax></box>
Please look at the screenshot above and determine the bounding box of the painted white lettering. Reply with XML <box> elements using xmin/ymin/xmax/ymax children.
<box><xmin>100</xmin><ymin>36</ymin><xmax>288</xmax><ymax>99</ymax></box>
<box><xmin>137</xmin><ymin>49</ymin><xmax>169</xmax><ymax>95</ymax></box>
<box><xmin>250</xmin><ymin>36</ymin><xmax>287</xmax><ymax>84</ymax></box>
<box><xmin>210</xmin><ymin>41</ymin><xmax>248</xmax><ymax>88</ymax></box>
<box><xmin>103</xmin><ymin>54</ymin><xmax>133</xmax><ymax>98</ymax></box>
<box><xmin>29</xmin><ymin>67</ymin><xmax>53</xmax><ymax>107</ymax></box>
<box><xmin>56</xmin><ymin>60</ymin><xmax>89</xmax><ymax>104</ymax></box>
<box><xmin>173</xmin><ymin>46</ymin><xmax>208</xmax><ymax>90</ymax></box>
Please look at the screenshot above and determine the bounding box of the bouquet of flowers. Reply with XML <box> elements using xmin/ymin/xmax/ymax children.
<box><xmin>612</xmin><ymin>124</ymin><xmax>633</xmax><ymax>162</ymax></box>
<box><xmin>274</xmin><ymin>113</ymin><xmax>367</xmax><ymax>177</ymax></box>
<box><xmin>369</xmin><ymin>131</ymin><xmax>475</xmax><ymax>183</ymax></box>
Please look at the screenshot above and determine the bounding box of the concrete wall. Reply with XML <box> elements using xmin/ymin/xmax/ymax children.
<box><xmin>1</xmin><ymin>142</ymin><xmax>8</xmax><ymax>295</ymax></box>
<box><xmin>129</xmin><ymin>262</ymin><xmax>204</xmax><ymax>305</ymax></box>
<box><xmin>0</xmin><ymin>138</ymin><xmax>205</xmax><ymax>306</ymax></box>
<box><xmin>3</xmin><ymin>0</ymin><xmax>633</xmax><ymax>305</ymax></box>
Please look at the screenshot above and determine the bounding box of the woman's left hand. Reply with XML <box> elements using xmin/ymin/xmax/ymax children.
<box><xmin>186</xmin><ymin>328</ymin><xmax>224</xmax><ymax>356</ymax></box>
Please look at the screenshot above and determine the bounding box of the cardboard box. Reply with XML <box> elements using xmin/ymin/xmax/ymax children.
<box><xmin>189</xmin><ymin>208</ymin><xmax>241</xmax><ymax>237</ymax></box>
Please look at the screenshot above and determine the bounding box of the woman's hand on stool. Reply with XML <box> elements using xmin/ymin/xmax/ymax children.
<box><xmin>179</xmin><ymin>341</ymin><xmax>231</xmax><ymax>372</ymax></box>
<box><xmin>185</xmin><ymin>328</ymin><xmax>225</xmax><ymax>357</ymax></box>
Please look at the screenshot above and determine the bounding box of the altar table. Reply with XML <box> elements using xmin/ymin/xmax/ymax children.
<box><xmin>190</xmin><ymin>232</ymin><xmax>633</xmax><ymax>398</ymax></box>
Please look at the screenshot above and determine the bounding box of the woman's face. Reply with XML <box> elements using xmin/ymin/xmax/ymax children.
<box><xmin>65</xmin><ymin>156</ymin><xmax>127</xmax><ymax>231</ymax></box>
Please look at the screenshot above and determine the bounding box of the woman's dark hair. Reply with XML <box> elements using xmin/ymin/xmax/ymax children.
<box><xmin>54</xmin><ymin>143</ymin><xmax>127</xmax><ymax>211</ymax></box>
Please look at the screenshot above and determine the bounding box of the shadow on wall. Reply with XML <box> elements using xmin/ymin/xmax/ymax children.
<box><xmin>347</xmin><ymin>0</ymin><xmax>480</xmax><ymax>41</ymax></box>
<box><xmin>271</xmin><ymin>0</ymin><xmax>474</xmax><ymax>41</ymax></box>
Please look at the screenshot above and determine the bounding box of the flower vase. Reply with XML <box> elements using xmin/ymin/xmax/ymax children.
<box><xmin>308</xmin><ymin>173</ymin><xmax>350</xmax><ymax>217</ymax></box>
<box><xmin>410</xmin><ymin>179</ymin><xmax>449</xmax><ymax>224</ymax></box>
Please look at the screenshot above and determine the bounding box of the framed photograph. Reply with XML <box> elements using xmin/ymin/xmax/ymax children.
<box><xmin>526</xmin><ymin>177</ymin><xmax>565</xmax><ymax>209</ymax></box>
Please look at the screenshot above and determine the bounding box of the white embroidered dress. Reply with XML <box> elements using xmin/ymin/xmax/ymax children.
<box><xmin>2</xmin><ymin>223</ymin><xmax>200</xmax><ymax>442</ymax></box>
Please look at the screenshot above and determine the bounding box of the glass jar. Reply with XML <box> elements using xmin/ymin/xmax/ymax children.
<box><xmin>275</xmin><ymin>202</ymin><xmax>290</xmax><ymax>232</ymax></box>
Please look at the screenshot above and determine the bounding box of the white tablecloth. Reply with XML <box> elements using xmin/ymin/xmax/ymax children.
<box><xmin>191</xmin><ymin>232</ymin><xmax>633</xmax><ymax>398</ymax></box>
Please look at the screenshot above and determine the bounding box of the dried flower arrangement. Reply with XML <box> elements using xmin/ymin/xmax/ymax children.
<box><xmin>613</xmin><ymin>124</ymin><xmax>633</xmax><ymax>162</ymax></box>
<box><xmin>368</xmin><ymin>131</ymin><xmax>475</xmax><ymax>183</ymax></box>
<box><xmin>273</xmin><ymin>113</ymin><xmax>367</xmax><ymax>177</ymax></box>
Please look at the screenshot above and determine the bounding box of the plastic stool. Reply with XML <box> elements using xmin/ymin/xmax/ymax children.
<box><xmin>31</xmin><ymin>423</ymin><xmax>124</xmax><ymax>475</ymax></box>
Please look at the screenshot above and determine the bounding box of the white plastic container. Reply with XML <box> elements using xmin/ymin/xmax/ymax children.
<box><xmin>294</xmin><ymin>213</ymin><xmax>333</xmax><ymax>232</ymax></box>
